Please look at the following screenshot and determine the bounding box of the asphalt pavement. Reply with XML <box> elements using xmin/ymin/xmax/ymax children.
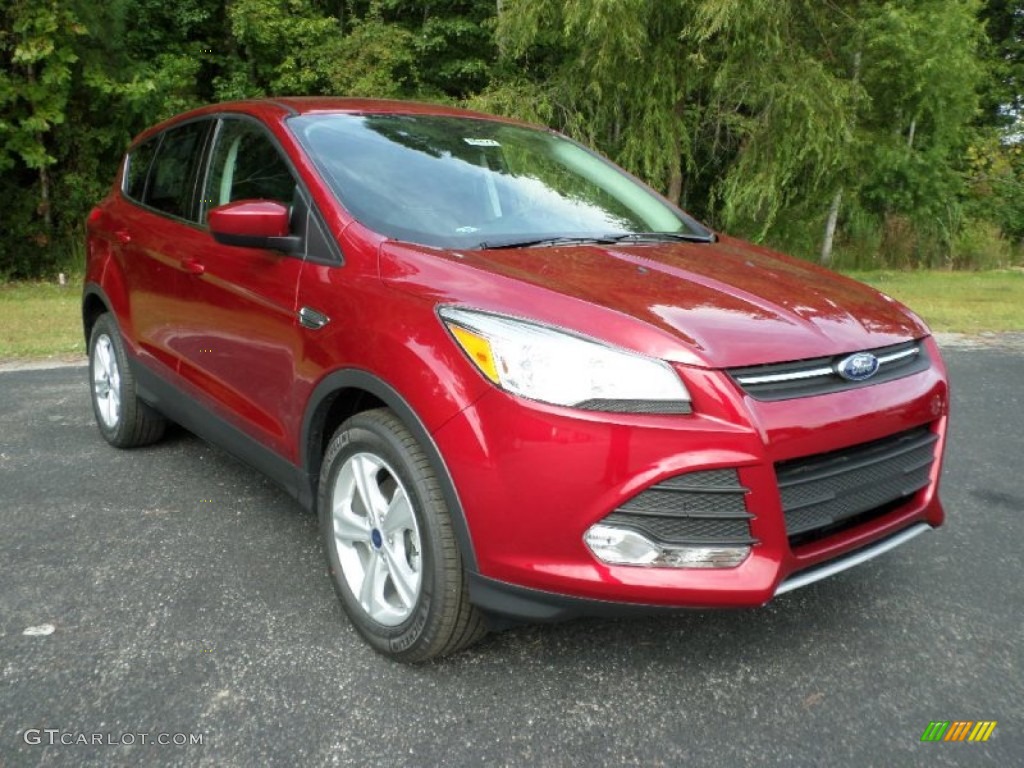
<box><xmin>1</xmin><ymin>346</ymin><xmax>1021</xmax><ymax>767</ymax></box>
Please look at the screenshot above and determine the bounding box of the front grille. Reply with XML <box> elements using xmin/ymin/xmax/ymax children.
<box><xmin>602</xmin><ymin>469</ymin><xmax>756</xmax><ymax>546</ymax></box>
<box><xmin>728</xmin><ymin>340</ymin><xmax>929</xmax><ymax>401</ymax></box>
<box><xmin>776</xmin><ymin>426</ymin><xmax>938</xmax><ymax>547</ymax></box>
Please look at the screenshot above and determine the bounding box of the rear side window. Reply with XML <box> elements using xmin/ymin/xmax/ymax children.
<box><xmin>143</xmin><ymin>121</ymin><xmax>209</xmax><ymax>221</ymax></box>
<box><xmin>123</xmin><ymin>137</ymin><xmax>160</xmax><ymax>202</ymax></box>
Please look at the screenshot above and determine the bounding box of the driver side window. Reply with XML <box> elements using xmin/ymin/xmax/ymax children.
<box><xmin>202</xmin><ymin>120</ymin><xmax>297</xmax><ymax>221</ymax></box>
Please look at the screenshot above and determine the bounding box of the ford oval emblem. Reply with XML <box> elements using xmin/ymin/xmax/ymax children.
<box><xmin>836</xmin><ymin>352</ymin><xmax>880</xmax><ymax>381</ymax></box>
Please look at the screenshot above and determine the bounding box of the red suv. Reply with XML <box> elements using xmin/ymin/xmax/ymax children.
<box><xmin>84</xmin><ymin>98</ymin><xmax>948</xmax><ymax>661</ymax></box>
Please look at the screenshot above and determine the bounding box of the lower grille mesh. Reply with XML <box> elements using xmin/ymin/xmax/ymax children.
<box><xmin>602</xmin><ymin>469</ymin><xmax>755</xmax><ymax>546</ymax></box>
<box><xmin>777</xmin><ymin>426</ymin><xmax>938</xmax><ymax>545</ymax></box>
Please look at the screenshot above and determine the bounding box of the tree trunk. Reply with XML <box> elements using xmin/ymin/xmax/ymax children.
<box><xmin>819</xmin><ymin>51</ymin><xmax>860</xmax><ymax>266</ymax></box>
<box><xmin>907</xmin><ymin>118</ymin><xmax>916</xmax><ymax>149</ymax></box>
<box><xmin>668</xmin><ymin>164</ymin><xmax>683</xmax><ymax>205</ymax></box>
<box><xmin>667</xmin><ymin>99</ymin><xmax>685</xmax><ymax>204</ymax></box>
<box><xmin>25</xmin><ymin>62</ymin><xmax>53</xmax><ymax>235</ymax></box>
<box><xmin>38</xmin><ymin>164</ymin><xmax>52</xmax><ymax>232</ymax></box>
<box><xmin>820</xmin><ymin>188</ymin><xmax>842</xmax><ymax>267</ymax></box>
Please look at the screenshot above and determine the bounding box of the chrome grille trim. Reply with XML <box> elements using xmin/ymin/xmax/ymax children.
<box><xmin>728</xmin><ymin>340</ymin><xmax>929</xmax><ymax>401</ymax></box>
<box><xmin>876</xmin><ymin>346</ymin><xmax>920</xmax><ymax>365</ymax></box>
<box><xmin>735</xmin><ymin>366</ymin><xmax>834</xmax><ymax>386</ymax></box>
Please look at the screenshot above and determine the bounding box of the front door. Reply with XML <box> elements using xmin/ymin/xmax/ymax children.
<box><xmin>173</xmin><ymin>118</ymin><xmax>306</xmax><ymax>461</ymax></box>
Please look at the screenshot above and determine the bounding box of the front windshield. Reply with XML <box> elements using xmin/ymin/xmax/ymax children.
<box><xmin>288</xmin><ymin>113</ymin><xmax>710</xmax><ymax>249</ymax></box>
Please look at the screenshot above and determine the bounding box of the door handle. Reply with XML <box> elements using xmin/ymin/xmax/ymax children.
<box><xmin>181</xmin><ymin>257</ymin><xmax>206</xmax><ymax>275</ymax></box>
<box><xmin>298</xmin><ymin>306</ymin><xmax>330</xmax><ymax>330</ymax></box>
<box><xmin>115</xmin><ymin>230</ymin><xmax>132</xmax><ymax>245</ymax></box>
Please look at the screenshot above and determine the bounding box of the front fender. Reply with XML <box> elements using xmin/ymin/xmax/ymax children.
<box><xmin>300</xmin><ymin>368</ymin><xmax>479</xmax><ymax>572</ymax></box>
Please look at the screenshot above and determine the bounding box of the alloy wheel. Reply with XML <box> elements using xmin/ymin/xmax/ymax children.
<box><xmin>92</xmin><ymin>334</ymin><xmax>121</xmax><ymax>429</ymax></box>
<box><xmin>331</xmin><ymin>452</ymin><xmax>423</xmax><ymax>626</ymax></box>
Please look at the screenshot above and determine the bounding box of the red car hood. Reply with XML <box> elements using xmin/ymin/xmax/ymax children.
<box><xmin>380</xmin><ymin>235</ymin><xmax>928</xmax><ymax>369</ymax></box>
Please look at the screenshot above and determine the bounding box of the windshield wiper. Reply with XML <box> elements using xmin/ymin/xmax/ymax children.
<box><xmin>476</xmin><ymin>235</ymin><xmax>620</xmax><ymax>250</ymax></box>
<box><xmin>476</xmin><ymin>231</ymin><xmax>717</xmax><ymax>250</ymax></box>
<box><xmin>602</xmin><ymin>231</ymin><xmax>717</xmax><ymax>244</ymax></box>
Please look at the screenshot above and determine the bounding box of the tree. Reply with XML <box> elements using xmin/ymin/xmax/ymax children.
<box><xmin>0</xmin><ymin>0</ymin><xmax>84</xmax><ymax>276</ymax></box>
<box><xmin>493</xmin><ymin>1</ymin><xmax>859</xmax><ymax>232</ymax></box>
<box><xmin>492</xmin><ymin>0</ymin><xmax>988</xmax><ymax>267</ymax></box>
<box><xmin>979</xmin><ymin>0</ymin><xmax>1024</xmax><ymax>125</ymax></box>
<box><xmin>0</xmin><ymin>0</ymin><xmax>1010</xmax><ymax>278</ymax></box>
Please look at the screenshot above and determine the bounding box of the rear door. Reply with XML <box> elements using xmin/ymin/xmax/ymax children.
<box><xmin>116</xmin><ymin>120</ymin><xmax>213</xmax><ymax>377</ymax></box>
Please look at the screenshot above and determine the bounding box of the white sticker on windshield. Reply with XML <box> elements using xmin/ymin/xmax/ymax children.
<box><xmin>463</xmin><ymin>138</ymin><xmax>501</xmax><ymax>147</ymax></box>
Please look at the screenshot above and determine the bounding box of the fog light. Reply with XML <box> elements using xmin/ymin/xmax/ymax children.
<box><xmin>584</xmin><ymin>524</ymin><xmax>750</xmax><ymax>569</ymax></box>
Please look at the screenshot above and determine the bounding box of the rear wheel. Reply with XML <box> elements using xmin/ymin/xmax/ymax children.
<box><xmin>319</xmin><ymin>408</ymin><xmax>486</xmax><ymax>661</ymax></box>
<box><xmin>88</xmin><ymin>313</ymin><xmax>166</xmax><ymax>448</ymax></box>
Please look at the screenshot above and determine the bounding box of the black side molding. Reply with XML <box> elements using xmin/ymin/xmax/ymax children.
<box><xmin>132</xmin><ymin>359</ymin><xmax>309</xmax><ymax>506</ymax></box>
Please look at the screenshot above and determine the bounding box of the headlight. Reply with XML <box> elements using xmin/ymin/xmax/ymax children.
<box><xmin>439</xmin><ymin>307</ymin><xmax>691</xmax><ymax>413</ymax></box>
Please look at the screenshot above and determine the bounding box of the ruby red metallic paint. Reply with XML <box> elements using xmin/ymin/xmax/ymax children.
<box><xmin>85</xmin><ymin>98</ymin><xmax>947</xmax><ymax>623</ymax></box>
<box><xmin>208</xmin><ymin>200</ymin><xmax>291</xmax><ymax>239</ymax></box>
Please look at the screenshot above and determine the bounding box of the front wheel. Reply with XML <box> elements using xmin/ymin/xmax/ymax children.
<box><xmin>318</xmin><ymin>408</ymin><xmax>486</xmax><ymax>661</ymax></box>
<box><xmin>88</xmin><ymin>313</ymin><xmax>166</xmax><ymax>448</ymax></box>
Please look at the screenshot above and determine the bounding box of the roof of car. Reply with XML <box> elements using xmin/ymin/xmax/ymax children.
<box><xmin>185</xmin><ymin>97</ymin><xmax>517</xmax><ymax>124</ymax></box>
<box><xmin>130</xmin><ymin>97</ymin><xmax>529</xmax><ymax>148</ymax></box>
<box><xmin>268</xmin><ymin>96</ymin><xmax>505</xmax><ymax>119</ymax></box>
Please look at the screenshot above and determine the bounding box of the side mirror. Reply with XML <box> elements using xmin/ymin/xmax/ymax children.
<box><xmin>208</xmin><ymin>200</ymin><xmax>301</xmax><ymax>253</ymax></box>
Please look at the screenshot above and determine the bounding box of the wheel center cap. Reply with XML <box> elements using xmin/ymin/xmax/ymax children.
<box><xmin>370</xmin><ymin>528</ymin><xmax>383</xmax><ymax>549</ymax></box>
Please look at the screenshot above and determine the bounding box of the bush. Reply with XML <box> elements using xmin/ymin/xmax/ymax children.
<box><xmin>950</xmin><ymin>219</ymin><xmax>1019</xmax><ymax>270</ymax></box>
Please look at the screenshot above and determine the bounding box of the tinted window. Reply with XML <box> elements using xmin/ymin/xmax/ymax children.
<box><xmin>145</xmin><ymin>121</ymin><xmax>209</xmax><ymax>220</ymax></box>
<box><xmin>203</xmin><ymin>120</ymin><xmax>297</xmax><ymax>220</ymax></box>
<box><xmin>123</xmin><ymin>136</ymin><xmax>160</xmax><ymax>202</ymax></box>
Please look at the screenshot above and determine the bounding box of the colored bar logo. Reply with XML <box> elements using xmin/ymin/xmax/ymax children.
<box><xmin>921</xmin><ymin>721</ymin><xmax>997</xmax><ymax>742</ymax></box>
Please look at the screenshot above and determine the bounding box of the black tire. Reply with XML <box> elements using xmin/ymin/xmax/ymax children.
<box><xmin>88</xmin><ymin>313</ymin><xmax>166</xmax><ymax>448</ymax></box>
<box><xmin>318</xmin><ymin>408</ymin><xmax>486</xmax><ymax>661</ymax></box>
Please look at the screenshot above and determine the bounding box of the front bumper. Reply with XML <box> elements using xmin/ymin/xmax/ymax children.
<box><xmin>434</xmin><ymin>336</ymin><xmax>948</xmax><ymax>618</ymax></box>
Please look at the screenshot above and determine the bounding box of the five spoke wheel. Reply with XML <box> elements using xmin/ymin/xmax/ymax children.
<box><xmin>331</xmin><ymin>452</ymin><xmax>423</xmax><ymax>626</ymax></box>
<box><xmin>318</xmin><ymin>409</ymin><xmax>486</xmax><ymax>660</ymax></box>
<box><xmin>87</xmin><ymin>313</ymin><xmax>166</xmax><ymax>448</ymax></box>
<box><xmin>92</xmin><ymin>334</ymin><xmax>122</xmax><ymax>429</ymax></box>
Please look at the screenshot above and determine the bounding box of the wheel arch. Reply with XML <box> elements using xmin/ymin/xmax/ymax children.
<box><xmin>82</xmin><ymin>284</ymin><xmax>111</xmax><ymax>346</ymax></box>
<box><xmin>301</xmin><ymin>369</ymin><xmax>478</xmax><ymax>571</ymax></box>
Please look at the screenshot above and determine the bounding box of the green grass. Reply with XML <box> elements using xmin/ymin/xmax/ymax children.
<box><xmin>1</xmin><ymin>269</ymin><xmax>1022</xmax><ymax>360</ymax></box>
<box><xmin>0</xmin><ymin>281</ymin><xmax>85</xmax><ymax>360</ymax></box>
<box><xmin>846</xmin><ymin>269</ymin><xmax>1024</xmax><ymax>334</ymax></box>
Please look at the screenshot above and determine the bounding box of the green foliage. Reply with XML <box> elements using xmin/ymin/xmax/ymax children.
<box><xmin>691</xmin><ymin>1</ymin><xmax>862</xmax><ymax>237</ymax></box>
<box><xmin>0</xmin><ymin>0</ymin><xmax>85</xmax><ymax>278</ymax></box>
<box><xmin>375</xmin><ymin>0</ymin><xmax>496</xmax><ymax>98</ymax></box>
<box><xmin>855</xmin><ymin>1</ymin><xmax>983</xmax><ymax>217</ymax></box>
<box><xmin>498</xmin><ymin>0</ymin><xmax>694</xmax><ymax>201</ymax></box>
<box><xmin>320</xmin><ymin>14</ymin><xmax>419</xmax><ymax>98</ymax></box>
<box><xmin>0</xmin><ymin>0</ymin><xmax>1018</xmax><ymax>278</ymax></box>
<box><xmin>979</xmin><ymin>0</ymin><xmax>1024</xmax><ymax>123</ymax></box>
<box><xmin>964</xmin><ymin>133</ymin><xmax>1024</xmax><ymax>241</ymax></box>
<box><xmin>222</xmin><ymin>0</ymin><xmax>338</xmax><ymax>96</ymax></box>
